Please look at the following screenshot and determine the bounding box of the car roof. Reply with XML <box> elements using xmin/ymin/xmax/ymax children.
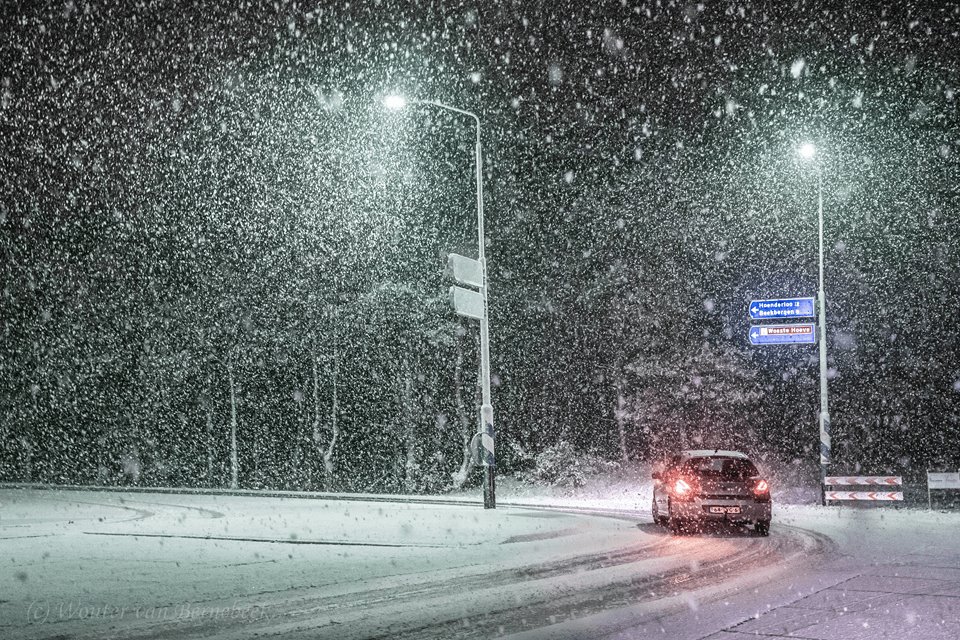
<box><xmin>679</xmin><ymin>449</ymin><xmax>749</xmax><ymax>460</ymax></box>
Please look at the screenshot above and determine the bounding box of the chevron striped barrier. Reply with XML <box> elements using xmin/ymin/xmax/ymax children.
<box><xmin>826</xmin><ymin>491</ymin><xmax>903</xmax><ymax>501</ymax></box>
<box><xmin>824</xmin><ymin>476</ymin><xmax>902</xmax><ymax>486</ymax></box>
<box><xmin>824</xmin><ymin>476</ymin><xmax>903</xmax><ymax>502</ymax></box>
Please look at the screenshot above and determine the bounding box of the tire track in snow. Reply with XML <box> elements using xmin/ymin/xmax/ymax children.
<box><xmin>230</xmin><ymin>520</ymin><xmax>831</xmax><ymax>640</ymax></box>
<box><xmin>360</xmin><ymin>522</ymin><xmax>835</xmax><ymax>640</ymax></box>
<box><xmin>99</xmin><ymin>520</ymin><xmax>825</xmax><ymax>640</ymax></box>
<box><xmin>92</xmin><ymin>529</ymin><xmax>680</xmax><ymax>640</ymax></box>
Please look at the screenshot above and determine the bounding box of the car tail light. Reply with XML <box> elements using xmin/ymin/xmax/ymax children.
<box><xmin>753</xmin><ymin>479</ymin><xmax>771</xmax><ymax>501</ymax></box>
<box><xmin>672</xmin><ymin>478</ymin><xmax>696</xmax><ymax>501</ymax></box>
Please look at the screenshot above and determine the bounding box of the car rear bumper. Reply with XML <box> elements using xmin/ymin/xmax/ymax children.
<box><xmin>670</xmin><ymin>499</ymin><xmax>771</xmax><ymax>523</ymax></box>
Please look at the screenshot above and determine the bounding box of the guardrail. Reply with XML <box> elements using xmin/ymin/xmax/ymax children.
<box><xmin>824</xmin><ymin>476</ymin><xmax>903</xmax><ymax>502</ymax></box>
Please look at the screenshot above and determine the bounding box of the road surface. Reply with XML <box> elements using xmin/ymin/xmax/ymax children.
<box><xmin>1</xmin><ymin>487</ymin><xmax>957</xmax><ymax>639</ymax></box>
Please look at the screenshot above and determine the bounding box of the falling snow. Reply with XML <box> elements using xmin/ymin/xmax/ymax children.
<box><xmin>1</xmin><ymin>0</ymin><xmax>958</xmax><ymax>525</ymax></box>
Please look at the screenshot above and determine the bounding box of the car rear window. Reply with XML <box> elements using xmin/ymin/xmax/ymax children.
<box><xmin>682</xmin><ymin>457</ymin><xmax>759</xmax><ymax>480</ymax></box>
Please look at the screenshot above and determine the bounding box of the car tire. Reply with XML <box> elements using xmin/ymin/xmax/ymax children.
<box><xmin>669</xmin><ymin>516</ymin><xmax>688</xmax><ymax>535</ymax></box>
<box><xmin>652</xmin><ymin>499</ymin><xmax>668</xmax><ymax>526</ymax></box>
<box><xmin>754</xmin><ymin>519</ymin><xmax>770</xmax><ymax>537</ymax></box>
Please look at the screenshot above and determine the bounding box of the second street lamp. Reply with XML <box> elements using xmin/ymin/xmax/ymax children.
<box><xmin>384</xmin><ymin>94</ymin><xmax>496</xmax><ymax>509</ymax></box>
<box><xmin>798</xmin><ymin>142</ymin><xmax>831</xmax><ymax>506</ymax></box>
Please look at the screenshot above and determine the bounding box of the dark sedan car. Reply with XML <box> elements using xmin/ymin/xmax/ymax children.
<box><xmin>652</xmin><ymin>449</ymin><xmax>772</xmax><ymax>536</ymax></box>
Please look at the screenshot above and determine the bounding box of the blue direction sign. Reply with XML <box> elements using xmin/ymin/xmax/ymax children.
<box><xmin>749</xmin><ymin>324</ymin><xmax>816</xmax><ymax>345</ymax></box>
<box><xmin>749</xmin><ymin>297</ymin><xmax>815</xmax><ymax>320</ymax></box>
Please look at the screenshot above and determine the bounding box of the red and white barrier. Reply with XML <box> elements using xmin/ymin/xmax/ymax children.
<box><xmin>826</xmin><ymin>491</ymin><xmax>903</xmax><ymax>501</ymax></box>
<box><xmin>824</xmin><ymin>476</ymin><xmax>901</xmax><ymax>486</ymax></box>
<box><xmin>824</xmin><ymin>476</ymin><xmax>903</xmax><ymax>502</ymax></box>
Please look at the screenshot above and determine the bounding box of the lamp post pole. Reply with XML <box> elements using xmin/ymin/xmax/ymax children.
<box><xmin>388</xmin><ymin>97</ymin><xmax>496</xmax><ymax>508</ymax></box>
<box><xmin>471</xmin><ymin>114</ymin><xmax>496</xmax><ymax>510</ymax></box>
<box><xmin>798</xmin><ymin>142</ymin><xmax>831</xmax><ymax>506</ymax></box>
<box><xmin>816</xmin><ymin>166</ymin><xmax>831</xmax><ymax>506</ymax></box>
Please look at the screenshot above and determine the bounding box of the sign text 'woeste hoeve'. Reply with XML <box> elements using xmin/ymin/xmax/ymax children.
<box><xmin>749</xmin><ymin>323</ymin><xmax>816</xmax><ymax>345</ymax></box>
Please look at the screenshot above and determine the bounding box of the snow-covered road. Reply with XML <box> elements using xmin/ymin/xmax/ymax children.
<box><xmin>1</xmin><ymin>488</ymin><xmax>957</xmax><ymax>639</ymax></box>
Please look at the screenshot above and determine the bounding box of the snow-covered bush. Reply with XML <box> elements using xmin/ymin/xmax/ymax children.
<box><xmin>523</xmin><ymin>440</ymin><xmax>620</xmax><ymax>488</ymax></box>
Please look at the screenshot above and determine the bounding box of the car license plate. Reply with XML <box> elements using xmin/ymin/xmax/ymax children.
<box><xmin>708</xmin><ymin>506</ymin><xmax>741</xmax><ymax>514</ymax></box>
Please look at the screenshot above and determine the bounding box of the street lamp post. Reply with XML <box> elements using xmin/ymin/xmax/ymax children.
<box><xmin>385</xmin><ymin>95</ymin><xmax>496</xmax><ymax>509</ymax></box>
<box><xmin>799</xmin><ymin>142</ymin><xmax>831</xmax><ymax>506</ymax></box>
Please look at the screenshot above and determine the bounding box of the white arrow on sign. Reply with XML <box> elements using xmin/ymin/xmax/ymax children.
<box><xmin>449</xmin><ymin>285</ymin><xmax>485</xmax><ymax>320</ymax></box>
<box><xmin>447</xmin><ymin>253</ymin><xmax>484</xmax><ymax>289</ymax></box>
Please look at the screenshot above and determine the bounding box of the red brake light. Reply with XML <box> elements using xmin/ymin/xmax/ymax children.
<box><xmin>753</xmin><ymin>479</ymin><xmax>770</xmax><ymax>495</ymax></box>
<box><xmin>673</xmin><ymin>478</ymin><xmax>693</xmax><ymax>497</ymax></box>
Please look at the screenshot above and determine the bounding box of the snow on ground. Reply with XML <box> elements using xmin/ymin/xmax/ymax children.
<box><xmin>0</xmin><ymin>486</ymin><xmax>647</xmax><ymax>639</ymax></box>
<box><xmin>3</xmin><ymin>468</ymin><xmax>960</xmax><ymax>640</ymax></box>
